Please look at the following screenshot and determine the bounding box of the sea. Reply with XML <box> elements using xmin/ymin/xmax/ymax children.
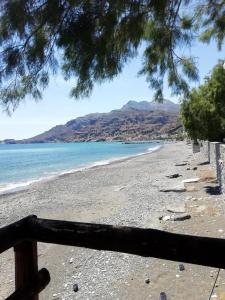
<box><xmin>0</xmin><ymin>141</ymin><xmax>162</xmax><ymax>194</ymax></box>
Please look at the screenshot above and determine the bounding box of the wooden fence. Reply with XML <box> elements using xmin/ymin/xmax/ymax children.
<box><xmin>1</xmin><ymin>215</ymin><xmax>225</xmax><ymax>299</ymax></box>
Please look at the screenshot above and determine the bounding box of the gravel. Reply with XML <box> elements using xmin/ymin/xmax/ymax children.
<box><xmin>0</xmin><ymin>142</ymin><xmax>224</xmax><ymax>299</ymax></box>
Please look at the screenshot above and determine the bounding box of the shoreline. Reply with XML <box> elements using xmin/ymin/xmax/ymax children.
<box><xmin>1</xmin><ymin>141</ymin><xmax>225</xmax><ymax>299</ymax></box>
<box><xmin>0</xmin><ymin>143</ymin><xmax>163</xmax><ymax>196</ymax></box>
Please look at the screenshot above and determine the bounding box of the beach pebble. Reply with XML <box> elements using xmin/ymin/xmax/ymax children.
<box><xmin>182</xmin><ymin>178</ymin><xmax>200</xmax><ymax>183</ymax></box>
<box><xmin>159</xmin><ymin>215</ymin><xmax>171</xmax><ymax>221</ymax></box>
<box><xmin>145</xmin><ymin>278</ymin><xmax>150</xmax><ymax>284</ymax></box>
<box><xmin>172</xmin><ymin>213</ymin><xmax>191</xmax><ymax>221</ymax></box>
<box><xmin>160</xmin><ymin>184</ymin><xmax>186</xmax><ymax>193</ymax></box>
<box><xmin>166</xmin><ymin>173</ymin><xmax>182</xmax><ymax>179</ymax></box>
<box><xmin>73</xmin><ymin>283</ymin><xmax>79</xmax><ymax>292</ymax></box>
<box><xmin>52</xmin><ymin>293</ymin><xmax>60</xmax><ymax>298</ymax></box>
<box><xmin>114</xmin><ymin>186</ymin><xmax>126</xmax><ymax>192</ymax></box>
<box><xmin>160</xmin><ymin>213</ymin><xmax>191</xmax><ymax>222</ymax></box>
<box><xmin>179</xmin><ymin>264</ymin><xmax>185</xmax><ymax>271</ymax></box>
<box><xmin>160</xmin><ymin>292</ymin><xmax>167</xmax><ymax>300</ymax></box>
<box><xmin>69</xmin><ymin>258</ymin><xmax>74</xmax><ymax>264</ymax></box>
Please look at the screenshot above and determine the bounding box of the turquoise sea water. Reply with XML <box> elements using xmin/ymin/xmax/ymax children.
<box><xmin>0</xmin><ymin>141</ymin><xmax>161</xmax><ymax>193</ymax></box>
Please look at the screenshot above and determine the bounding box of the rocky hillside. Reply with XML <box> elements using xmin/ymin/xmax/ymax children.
<box><xmin>6</xmin><ymin>100</ymin><xmax>182</xmax><ymax>143</ymax></box>
<box><xmin>121</xmin><ymin>99</ymin><xmax>179</xmax><ymax>113</ymax></box>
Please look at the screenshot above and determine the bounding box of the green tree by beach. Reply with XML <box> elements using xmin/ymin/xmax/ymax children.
<box><xmin>181</xmin><ymin>62</ymin><xmax>225</xmax><ymax>142</ymax></box>
<box><xmin>0</xmin><ymin>0</ymin><xmax>225</xmax><ymax>111</ymax></box>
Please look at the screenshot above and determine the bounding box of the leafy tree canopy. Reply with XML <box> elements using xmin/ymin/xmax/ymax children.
<box><xmin>0</xmin><ymin>0</ymin><xmax>225</xmax><ymax>111</ymax></box>
<box><xmin>181</xmin><ymin>62</ymin><xmax>225</xmax><ymax>142</ymax></box>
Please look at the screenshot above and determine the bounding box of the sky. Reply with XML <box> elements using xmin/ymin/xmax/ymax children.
<box><xmin>0</xmin><ymin>41</ymin><xmax>224</xmax><ymax>140</ymax></box>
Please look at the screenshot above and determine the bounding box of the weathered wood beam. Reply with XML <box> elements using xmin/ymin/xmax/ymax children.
<box><xmin>0</xmin><ymin>216</ymin><xmax>34</xmax><ymax>253</ymax></box>
<box><xmin>6</xmin><ymin>268</ymin><xmax>50</xmax><ymax>300</ymax></box>
<box><xmin>14</xmin><ymin>240</ymin><xmax>38</xmax><ymax>300</ymax></box>
<box><xmin>28</xmin><ymin>216</ymin><xmax>225</xmax><ymax>269</ymax></box>
<box><xmin>1</xmin><ymin>215</ymin><xmax>225</xmax><ymax>269</ymax></box>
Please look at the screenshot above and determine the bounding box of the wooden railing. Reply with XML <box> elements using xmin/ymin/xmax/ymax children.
<box><xmin>1</xmin><ymin>215</ymin><xmax>225</xmax><ymax>299</ymax></box>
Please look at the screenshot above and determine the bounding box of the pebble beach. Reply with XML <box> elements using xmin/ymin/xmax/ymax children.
<box><xmin>1</xmin><ymin>141</ymin><xmax>225</xmax><ymax>299</ymax></box>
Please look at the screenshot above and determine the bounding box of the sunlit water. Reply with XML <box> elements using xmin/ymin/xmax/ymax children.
<box><xmin>0</xmin><ymin>141</ymin><xmax>161</xmax><ymax>193</ymax></box>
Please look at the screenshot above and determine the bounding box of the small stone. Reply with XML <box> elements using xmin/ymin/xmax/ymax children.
<box><xmin>182</xmin><ymin>178</ymin><xmax>200</xmax><ymax>183</ymax></box>
<box><xmin>160</xmin><ymin>184</ymin><xmax>186</xmax><ymax>193</ymax></box>
<box><xmin>145</xmin><ymin>278</ymin><xmax>150</xmax><ymax>284</ymax></box>
<box><xmin>114</xmin><ymin>186</ymin><xmax>126</xmax><ymax>192</ymax></box>
<box><xmin>175</xmin><ymin>163</ymin><xmax>187</xmax><ymax>166</ymax></box>
<box><xmin>187</xmin><ymin>168</ymin><xmax>190</xmax><ymax>170</ymax></box>
<box><xmin>176</xmin><ymin>274</ymin><xmax>180</xmax><ymax>278</ymax></box>
<box><xmin>172</xmin><ymin>213</ymin><xmax>191</xmax><ymax>221</ymax></box>
<box><xmin>179</xmin><ymin>264</ymin><xmax>185</xmax><ymax>271</ymax></box>
<box><xmin>69</xmin><ymin>258</ymin><xmax>74</xmax><ymax>264</ymax></box>
<box><xmin>160</xmin><ymin>292</ymin><xmax>167</xmax><ymax>300</ymax></box>
<box><xmin>53</xmin><ymin>294</ymin><xmax>60</xmax><ymax>298</ymax></box>
<box><xmin>193</xmin><ymin>167</ymin><xmax>198</xmax><ymax>170</ymax></box>
<box><xmin>159</xmin><ymin>215</ymin><xmax>171</xmax><ymax>221</ymax></box>
<box><xmin>73</xmin><ymin>283</ymin><xmax>79</xmax><ymax>292</ymax></box>
<box><xmin>159</xmin><ymin>213</ymin><xmax>191</xmax><ymax>222</ymax></box>
<box><xmin>218</xmin><ymin>229</ymin><xmax>223</xmax><ymax>233</ymax></box>
<box><xmin>166</xmin><ymin>174</ymin><xmax>182</xmax><ymax>179</ymax></box>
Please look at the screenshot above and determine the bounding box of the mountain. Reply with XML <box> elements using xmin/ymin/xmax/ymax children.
<box><xmin>121</xmin><ymin>99</ymin><xmax>179</xmax><ymax>113</ymax></box>
<box><xmin>4</xmin><ymin>100</ymin><xmax>182</xmax><ymax>143</ymax></box>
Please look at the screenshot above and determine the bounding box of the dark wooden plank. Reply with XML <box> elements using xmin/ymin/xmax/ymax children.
<box><xmin>14</xmin><ymin>240</ymin><xmax>38</xmax><ymax>300</ymax></box>
<box><xmin>29</xmin><ymin>216</ymin><xmax>225</xmax><ymax>269</ymax></box>
<box><xmin>0</xmin><ymin>216</ymin><xmax>35</xmax><ymax>253</ymax></box>
<box><xmin>6</xmin><ymin>268</ymin><xmax>50</xmax><ymax>300</ymax></box>
<box><xmin>1</xmin><ymin>215</ymin><xmax>225</xmax><ymax>272</ymax></box>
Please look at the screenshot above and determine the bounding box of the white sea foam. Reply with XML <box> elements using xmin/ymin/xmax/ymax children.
<box><xmin>0</xmin><ymin>144</ymin><xmax>162</xmax><ymax>195</ymax></box>
<box><xmin>0</xmin><ymin>179</ymin><xmax>39</xmax><ymax>194</ymax></box>
<box><xmin>0</xmin><ymin>175</ymin><xmax>57</xmax><ymax>195</ymax></box>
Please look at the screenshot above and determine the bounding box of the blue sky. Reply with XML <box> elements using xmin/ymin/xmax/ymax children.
<box><xmin>0</xmin><ymin>41</ymin><xmax>224</xmax><ymax>140</ymax></box>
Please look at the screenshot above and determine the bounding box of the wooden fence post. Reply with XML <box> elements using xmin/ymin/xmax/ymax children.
<box><xmin>14</xmin><ymin>241</ymin><xmax>38</xmax><ymax>300</ymax></box>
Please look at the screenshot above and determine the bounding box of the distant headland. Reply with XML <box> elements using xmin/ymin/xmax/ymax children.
<box><xmin>2</xmin><ymin>100</ymin><xmax>182</xmax><ymax>144</ymax></box>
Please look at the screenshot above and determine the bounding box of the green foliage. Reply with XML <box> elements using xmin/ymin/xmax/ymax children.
<box><xmin>181</xmin><ymin>62</ymin><xmax>225</xmax><ymax>142</ymax></box>
<box><xmin>0</xmin><ymin>1</ymin><xmax>225</xmax><ymax>111</ymax></box>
